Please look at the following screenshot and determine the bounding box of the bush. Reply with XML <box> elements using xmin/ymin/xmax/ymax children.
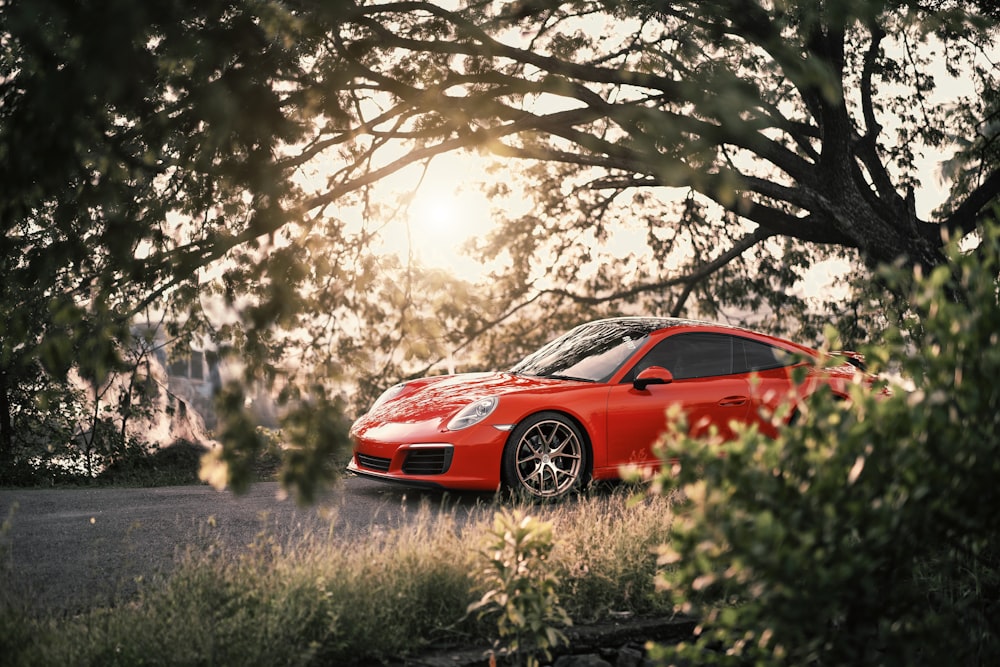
<box><xmin>652</xmin><ymin>220</ymin><xmax>1000</xmax><ymax>665</ymax></box>
<box><xmin>468</xmin><ymin>509</ymin><xmax>572</xmax><ymax>666</ymax></box>
<box><xmin>98</xmin><ymin>439</ymin><xmax>208</xmax><ymax>487</ymax></box>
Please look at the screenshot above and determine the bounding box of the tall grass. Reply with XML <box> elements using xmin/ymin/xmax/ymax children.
<box><xmin>1</xmin><ymin>486</ymin><xmax>676</xmax><ymax>666</ymax></box>
<box><xmin>532</xmin><ymin>489</ymin><xmax>677</xmax><ymax>622</ymax></box>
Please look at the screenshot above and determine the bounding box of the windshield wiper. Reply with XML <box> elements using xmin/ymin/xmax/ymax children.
<box><xmin>545</xmin><ymin>373</ymin><xmax>595</xmax><ymax>383</ymax></box>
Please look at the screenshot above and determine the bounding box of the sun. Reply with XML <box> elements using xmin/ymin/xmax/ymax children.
<box><xmin>407</xmin><ymin>187</ymin><xmax>480</xmax><ymax>275</ymax></box>
<box><xmin>401</xmin><ymin>170</ymin><xmax>498</xmax><ymax>281</ymax></box>
<box><xmin>330</xmin><ymin>152</ymin><xmax>511</xmax><ymax>282</ymax></box>
<box><xmin>411</xmin><ymin>190</ymin><xmax>461</xmax><ymax>237</ymax></box>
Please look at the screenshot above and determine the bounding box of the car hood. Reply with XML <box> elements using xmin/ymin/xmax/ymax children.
<box><xmin>355</xmin><ymin>372</ymin><xmax>575</xmax><ymax>432</ymax></box>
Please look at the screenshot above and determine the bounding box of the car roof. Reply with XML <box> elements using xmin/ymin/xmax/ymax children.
<box><xmin>580</xmin><ymin>316</ymin><xmax>737</xmax><ymax>337</ymax></box>
<box><xmin>583</xmin><ymin>317</ymin><xmax>813</xmax><ymax>352</ymax></box>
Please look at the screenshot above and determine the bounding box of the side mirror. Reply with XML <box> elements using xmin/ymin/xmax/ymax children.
<box><xmin>633</xmin><ymin>366</ymin><xmax>674</xmax><ymax>391</ymax></box>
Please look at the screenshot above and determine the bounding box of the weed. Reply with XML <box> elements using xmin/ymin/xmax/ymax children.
<box><xmin>468</xmin><ymin>509</ymin><xmax>571</xmax><ymax>666</ymax></box>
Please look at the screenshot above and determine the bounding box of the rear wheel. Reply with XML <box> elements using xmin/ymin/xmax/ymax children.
<box><xmin>502</xmin><ymin>412</ymin><xmax>588</xmax><ymax>500</ymax></box>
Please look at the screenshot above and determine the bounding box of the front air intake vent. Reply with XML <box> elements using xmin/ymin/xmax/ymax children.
<box><xmin>402</xmin><ymin>447</ymin><xmax>453</xmax><ymax>475</ymax></box>
<box><xmin>356</xmin><ymin>453</ymin><xmax>391</xmax><ymax>472</ymax></box>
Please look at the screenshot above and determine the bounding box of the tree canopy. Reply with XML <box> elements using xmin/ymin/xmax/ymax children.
<box><xmin>2</xmin><ymin>0</ymin><xmax>998</xmax><ymax>492</ymax></box>
<box><xmin>317</xmin><ymin>0</ymin><xmax>999</xmax><ymax>315</ymax></box>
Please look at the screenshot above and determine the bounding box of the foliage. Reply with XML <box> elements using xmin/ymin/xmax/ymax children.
<box><xmin>323</xmin><ymin>0</ymin><xmax>999</xmax><ymax>327</ymax></box>
<box><xmin>97</xmin><ymin>439</ymin><xmax>208</xmax><ymax>488</ymax></box>
<box><xmin>75</xmin><ymin>416</ymin><xmax>140</xmax><ymax>480</ymax></box>
<box><xmin>0</xmin><ymin>325</ymin><xmax>182</xmax><ymax>486</ymax></box>
<box><xmin>650</xmin><ymin>217</ymin><xmax>1000</xmax><ymax>665</ymax></box>
<box><xmin>0</xmin><ymin>0</ymin><xmax>365</xmax><ymax>492</ymax></box>
<box><xmin>469</xmin><ymin>509</ymin><xmax>572</xmax><ymax>666</ymax></box>
<box><xmin>0</xmin><ymin>360</ymin><xmax>86</xmax><ymax>485</ymax></box>
<box><xmin>201</xmin><ymin>385</ymin><xmax>355</xmax><ymax>504</ymax></box>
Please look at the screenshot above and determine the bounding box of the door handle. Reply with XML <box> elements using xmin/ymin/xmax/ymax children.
<box><xmin>718</xmin><ymin>396</ymin><xmax>748</xmax><ymax>407</ymax></box>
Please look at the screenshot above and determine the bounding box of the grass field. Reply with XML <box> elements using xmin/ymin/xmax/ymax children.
<box><xmin>0</xmin><ymin>484</ymin><xmax>677</xmax><ymax>666</ymax></box>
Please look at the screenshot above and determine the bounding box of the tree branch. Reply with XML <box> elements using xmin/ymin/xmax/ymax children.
<box><xmin>537</xmin><ymin>227</ymin><xmax>776</xmax><ymax>306</ymax></box>
<box><xmin>942</xmin><ymin>168</ymin><xmax>1000</xmax><ymax>238</ymax></box>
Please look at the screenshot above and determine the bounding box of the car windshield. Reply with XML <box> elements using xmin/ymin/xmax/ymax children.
<box><xmin>510</xmin><ymin>319</ymin><xmax>667</xmax><ymax>383</ymax></box>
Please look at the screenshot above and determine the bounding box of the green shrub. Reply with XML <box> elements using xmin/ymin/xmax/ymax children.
<box><xmin>651</xmin><ymin>220</ymin><xmax>1000</xmax><ymax>665</ymax></box>
<box><xmin>468</xmin><ymin>509</ymin><xmax>572</xmax><ymax>666</ymax></box>
<box><xmin>96</xmin><ymin>439</ymin><xmax>206</xmax><ymax>487</ymax></box>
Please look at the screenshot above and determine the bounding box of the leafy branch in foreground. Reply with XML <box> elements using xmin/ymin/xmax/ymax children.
<box><xmin>650</xmin><ymin>216</ymin><xmax>1000</xmax><ymax>665</ymax></box>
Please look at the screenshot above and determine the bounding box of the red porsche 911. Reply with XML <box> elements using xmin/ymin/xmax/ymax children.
<box><xmin>347</xmin><ymin>317</ymin><xmax>866</xmax><ymax>499</ymax></box>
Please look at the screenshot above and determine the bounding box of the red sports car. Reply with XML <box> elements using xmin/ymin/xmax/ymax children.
<box><xmin>348</xmin><ymin>317</ymin><xmax>865</xmax><ymax>499</ymax></box>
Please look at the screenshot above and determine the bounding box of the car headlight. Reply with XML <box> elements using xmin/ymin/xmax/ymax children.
<box><xmin>370</xmin><ymin>383</ymin><xmax>406</xmax><ymax>412</ymax></box>
<box><xmin>447</xmin><ymin>396</ymin><xmax>498</xmax><ymax>431</ymax></box>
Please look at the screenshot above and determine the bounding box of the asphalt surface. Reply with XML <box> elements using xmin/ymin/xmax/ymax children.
<box><xmin>0</xmin><ymin>476</ymin><xmax>496</xmax><ymax>612</ymax></box>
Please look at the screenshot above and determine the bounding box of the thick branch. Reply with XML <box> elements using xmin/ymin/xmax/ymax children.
<box><xmin>538</xmin><ymin>227</ymin><xmax>776</xmax><ymax>306</ymax></box>
<box><xmin>856</xmin><ymin>22</ymin><xmax>898</xmax><ymax>206</ymax></box>
<box><xmin>352</xmin><ymin>3</ymin><xmax>690</xmax><ymax>98</ymax></box>
<box><xmin>942</xmin><ymin>168</ymin><xmax>1000</xmax><ymax>238</ymax></box>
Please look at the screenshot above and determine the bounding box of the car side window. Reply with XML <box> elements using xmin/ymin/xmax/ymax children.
<box><xmin>624</xmin><ymin>333</ymin><xmax>735</xmax><ymax>381</ymax></box>
<box><xmin>734</xmin><ymin>337</ymin><xmax>803</xmax><ymax>373</ymax></box>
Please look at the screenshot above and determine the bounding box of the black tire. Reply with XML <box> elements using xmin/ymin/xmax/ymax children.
<box><xmin>502</xmin><ymin>412</ymin><xmax>589</xmax><ymax>500</ymax></box>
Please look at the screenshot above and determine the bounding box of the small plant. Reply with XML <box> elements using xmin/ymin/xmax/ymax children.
<box><xmin>468</xmin><ymin>509</ymin><xmax>571</xmax><ymax>667</ymax></box>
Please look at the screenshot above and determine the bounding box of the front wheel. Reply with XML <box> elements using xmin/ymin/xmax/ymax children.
<box><xmin>502</xmin><ymin>412</ymin><xmax>588</xmax><ymax>500</ymax></box>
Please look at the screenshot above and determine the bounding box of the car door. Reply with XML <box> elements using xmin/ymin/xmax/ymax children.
<box><xmin>733</xmin><ymin>335</ymin><xmax>811</xmax><ymax>437</ymax></box>
<box><xmin>604</xmin><ymin>333</ymin><xmax>751</xmax><ymax>469</ymax></box>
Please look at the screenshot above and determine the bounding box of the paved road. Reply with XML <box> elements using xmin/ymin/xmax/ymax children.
<box><xmin>0</xmin><ymin>476</ymin><xmax>496</xmax><ymax>612</ymax></box>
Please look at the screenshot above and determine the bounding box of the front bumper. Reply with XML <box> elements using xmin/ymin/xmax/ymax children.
<box><xmin>346</xmin><ymin>458</ymin><xmax>450</xmax><ymax>490</ymax></box>
<box><xmin>348</xmin><ymin>426</ymin><xmax>508</xmax><ymax>491</ymax></box>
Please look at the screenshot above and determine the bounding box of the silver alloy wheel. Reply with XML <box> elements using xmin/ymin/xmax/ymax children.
<box><xmin>510</xmin><ymin>417</ymin><xmax>584</xmax><ymax>498</ymax></box>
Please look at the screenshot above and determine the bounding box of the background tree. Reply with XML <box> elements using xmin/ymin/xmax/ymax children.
<box><xmin>314</xmin><ymin>0</ymin><xmax>998</xmax><ymax>334</ymax></box>
<box><xmin>0</xmin><ymin>0</ymin><xmax>357</xmax><ymax>482</ymax></box>
<box><xmin>3</xmin><ymin>0</ymin><xmax>997</xmax><ymax>492</ymax></box>
<box><xmin>2</xmin><ymin>0</ymin><xmax>314</xmax><ymax>352</ymax></box>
